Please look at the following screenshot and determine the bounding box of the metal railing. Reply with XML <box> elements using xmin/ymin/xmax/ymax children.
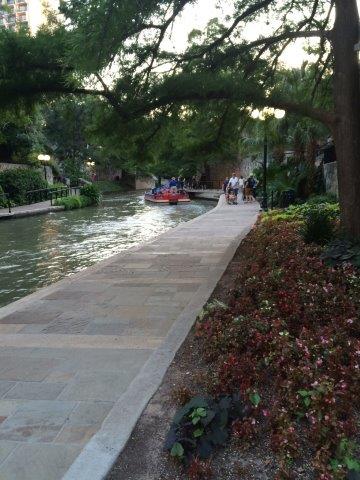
<box><xmin>185</xmin><ymin>180</ymin><xmax>223</xmax><ymax>190</ymax></box>
<box><xmin>25</xmin><ymin>187</ymin><xmax>71</xmax><ymax>205</ymax></box>
<box><xmin>25</xmin><ymin>186</ymin><xmax>83</xmax><ymax>206</ymax></box>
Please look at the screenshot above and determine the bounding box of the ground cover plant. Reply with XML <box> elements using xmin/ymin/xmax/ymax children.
<box><xmin>80</xmin><ymin>183</ymin><xmax>101</xmax><ymax>205</ymax></box>
<box><xmin>171</xmin><ymin>216</ymin><xmax>360</xmax><ymax>479</ymax></box>
<box><xmin>54</xmin><ymin>184</ymin><xmax>100</xmax><ymax>210</ymax></box>
<box><xmin>263</xmin><ymin>202</ymin><xmax>340</xmax><ymax>223</ymax></box>
<box><xmin>54</xmin><ymin>195</ymin><xmax>93</xmax><ymax>210</ymax></box>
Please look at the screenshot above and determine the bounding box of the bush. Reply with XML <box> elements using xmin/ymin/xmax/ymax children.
<box><xmin>195</xmin><ymin>220</ymin><xmax>360</xmax><ymax>478</ymax></box>
<box><xmin>81</xmin><ymin>183</ymin><xmax>101</xmax><ymax>205</ymax></box>
<box><xmin>307</xmin><ymin>193</ymin><xmax>338</xmax><ymax>205</ymax></box>
<box><xmin>165</xmin><ymin>394</ymin><xmax>248</xmax><ymax>463</ymax></box>
<box><xmin>302</xmin><ymin>206</ymin><xmax>336</xmax><ymax>245</ymax></box>
<box><xmin>0</xmin><ymin>184</ymin><xmax>6</xmax><ymax>208</ymax></box>
<box><xmin>0</xmin><ymin>168</ymin><xmax>47</xmax><ymax>205</ymax></box>
<box><xmin>54</xmin><ymin>195</ymin><xmax>92</xmax><ymax>210</ymax></box>
<box><xmin>263</xmin><ymin>201</ymin><xmax>340</xmax><ymax>223</ymax></box>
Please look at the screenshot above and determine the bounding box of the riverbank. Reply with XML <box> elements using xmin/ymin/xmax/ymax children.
<box><xmin>0</xmin><ymin>197</ymin><xmax>258</xmax><ymax>480</ymax></box>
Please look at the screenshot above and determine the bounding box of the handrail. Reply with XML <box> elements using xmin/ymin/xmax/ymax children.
<box><xmin>26</xmin><ymin>187</ymin><xmax>71</xmax><ymax>205</ymax></box>
<box><xmin>185</xmin><ymin>180</ymin><xmax>223</xmax><ymax>190</ymax></box>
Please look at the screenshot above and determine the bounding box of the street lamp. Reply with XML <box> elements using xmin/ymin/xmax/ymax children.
<box><xmin>250</xmin><ymin>107</ymin><xmax>285</xmax><ymax>211</ymax></box>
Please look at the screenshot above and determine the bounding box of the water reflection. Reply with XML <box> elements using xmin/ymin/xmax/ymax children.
<box><xmin>0</xmin><ymin>193</ymin><xmax>214</xmax><ymax>307</ymax></box>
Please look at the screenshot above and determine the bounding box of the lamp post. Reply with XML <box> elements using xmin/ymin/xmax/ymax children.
<box><xmin>250</xmin><ymin>108</ymin><xmax>285</xmax><ymax>211</ymax></box>
<box><xmin>38</xmin><ymin>154</ymin><xmax>51</xmax><ymax>182</ymax></box>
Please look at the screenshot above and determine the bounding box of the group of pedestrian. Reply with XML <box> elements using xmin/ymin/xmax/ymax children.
<box><xmin>223</xmin><ymin>172</ymin><xmax>257</xmax><ymax>204</ymax></box>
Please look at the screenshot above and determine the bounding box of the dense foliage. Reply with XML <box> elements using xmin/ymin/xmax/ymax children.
<box><xmin>193</xmin><ymin>218</ymin><xmax>359</xmax><ymax>479</ymax></box>
<box><xmin>80</xmin><ymin>183</ymin><xmax>101</xmax><ymax>205</ymax></box>
<box><xmin>54</xmin><ymin>183</ymin><xmax>101</xmax><ymax>209</ymax></box>
<box><xmin>0</xmin><ymin>168</ymin><xmax>47</xmax><ymax>205</ymax></box>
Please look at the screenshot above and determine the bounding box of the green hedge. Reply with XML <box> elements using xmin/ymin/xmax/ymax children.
<box><xmin>81</xmin><ymin>184</ymin><xmax>101</xmax><ymax>204</ymax></box>
<box><xmin>0</xmin><ymin>184</ymin><xmax>5</xmax><ymax>208</ymax></box>
<box><xmin>0</xmin><ymin>168</ymin><xmax>47</xmax><ymax>205</ymax></box>
<box><xmin>263</xmin><ymin>202</ymin><xmax>340</xmax><ymax>223</ymax></box>
<box><xmin>54</xmin><ymin>195</ymin><xmax>93</xmax><ymax>210</ymax></box>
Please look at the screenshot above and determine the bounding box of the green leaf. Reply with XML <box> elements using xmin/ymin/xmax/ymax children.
<box><xmin>249</xmin><ymin>392</ymin><xmax>261</xmax><ymax>407</ymax></box>
<box><xmin>193</xmin><ymin>428</ymin><xmax>204</xmax><ymax>438</ymax></box>
<box><xmin>345</xmin><ymin>457</ymin><xmax>360</xmax><ymax>472</ymax></box>
<box><xmin>304</xmin><ymin>397</ymin><xmax>311</xmax><ymax>407</ymax></box>
<box><xmin>298</xmin><ymin>389</ymin><xmax>310</xmax><ymax>397</ymax></box>
<box><xmin>192</xmin><ymin>416</ymin><xmax>201</xmax><ymax>425</ymax></box>
<box><xmin>170</xmin><ymin>442</ymin><xmax>184</xmax><ymax>458</ymax></box>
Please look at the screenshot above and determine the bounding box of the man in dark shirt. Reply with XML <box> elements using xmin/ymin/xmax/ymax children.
<box><xmin>169</xmin><ymin>177</ymin><xmax>178</xmax><ymax>193</ymax></box>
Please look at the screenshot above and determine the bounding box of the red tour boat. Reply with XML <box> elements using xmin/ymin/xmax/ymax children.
<box><xmin>144</xmin><ymin>189</ymin><xmax>191</xmax><ymax>205</ymax></box>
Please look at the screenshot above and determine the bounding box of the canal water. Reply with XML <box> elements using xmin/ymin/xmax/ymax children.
<box><xmin>0</xmin><ymin>193</ymin><xmax>214</xmax><ymax>307</ymax></box>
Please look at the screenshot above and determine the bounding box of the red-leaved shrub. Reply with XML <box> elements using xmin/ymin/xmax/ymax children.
<box><xmin>196</xmin><ymin>220</ymin><xmax>360</xmax><ymax>479</ymax></box>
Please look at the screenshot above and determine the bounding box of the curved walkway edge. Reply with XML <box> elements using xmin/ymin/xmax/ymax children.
<box><xmin>0</xmin><ymin>197</ymin><xmax>258</xmax><ymax>480</ymax></box>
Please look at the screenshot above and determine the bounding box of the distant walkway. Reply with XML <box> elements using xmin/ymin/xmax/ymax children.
<box><xmin>0</xmin><ymin>200</ymin><xmax>64</xmax><ymax>220</ymax></box>
<box><xmin>0</xmin><ymin>188</ymin><xmax>80</xmax><ymax>220</ymax></box>
<box><xmin>0</xmin><ymin>197</ymin><xmax>258</xmax><ymax>480</ymax></box>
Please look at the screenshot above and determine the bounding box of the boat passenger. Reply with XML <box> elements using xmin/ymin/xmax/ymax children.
<box><xmin>169</xmin><ymin>177</ymin><xmax>178</xmax><ymax>193</ymax></box>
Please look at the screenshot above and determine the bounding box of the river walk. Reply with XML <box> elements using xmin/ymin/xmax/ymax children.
<box><xmin>0</xmin><ymin>199</ymin><xmax>64</xmax><ymax>219</ymax></box>
<box><xmin>0</xmin><ymin>197</ymin><xmax>258</xmax><ymax>480</ymax></box>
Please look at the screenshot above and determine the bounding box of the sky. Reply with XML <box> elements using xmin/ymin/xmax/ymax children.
<box><xmin>164</xmin><ymin>0</ymin><xmax>360</xmax><ymax>68</ymax></box>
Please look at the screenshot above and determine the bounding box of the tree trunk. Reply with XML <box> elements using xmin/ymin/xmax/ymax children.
<box><xmin>332</xmin><ymin>0</ymin><xmax>360</xmax><ymax>239</ymax></box>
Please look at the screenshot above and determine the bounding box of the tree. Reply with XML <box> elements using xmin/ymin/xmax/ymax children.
<box><xmin>0</xmin><ymin>0</ymin><xmax>359</xmax><ymax>236</ymax></box>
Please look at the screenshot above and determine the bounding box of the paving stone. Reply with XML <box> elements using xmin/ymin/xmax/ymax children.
<box><xmin>55</xmin><ymin>425</ymin><xmax>98</xmax><ymax>445</ymax></box>
<box><xmin>41</xmin><ymin>314</ymin><xmax>89</xmax><ymax>334</ymax></box>
<box><xmin>64</xmin><ymin>401</ymin><xmax>113</xmax><ymax>427</ymax></box>
<box><xmin>0</xmin><ymin>440</ymin><xmax>18</xmax><ymax>465</ymax></box>
<box><xmin>4</xmin><ymin>382</ymin><xmax>66</xmax><ymax>400</ymax></box>
<box><xmin>44</xmin><ymin>371</ymin><xmax>76</xmax><ymax>383</ymax></box>
<box><xmin>0</xmin><ymin>310</ymin><xmax>61</xmax><ymax>325</ymax></box>
<box><xmin>0</xmin><ymin>382</ymin><xmax>17</xmax><ymax>398</ymax></box>
<box><xmin>0</xmin><ymin>357</ymin><xmax>58</xmax><ymax>382</ymax></box>
<box><xmin>44</xmin><ymin>291</ymin><xmax>90</xmax><ymax>301</ymax></box>
<box><xmin>0</xmin><ymin>400</ymin><xmax>24</xmax><ymax>417</ymax></box>
<box><xmin>0</xmin><ymin>325</ymin><xmax>25</xmax><ymax>334</ymax></box>
<box><xmin>83</xmin><ymin>323</ymin><xmax>128</xmax><ymax>335</ymax></box>
<box><xmin>0</xmin><ymin>400</ymin><xmax>76</xmax><ymax>443</ymax></box>
<box><xmin>58</xmin><ymin>371</ymin><xmax>137</xmax><ymax>402</ymax></box>
<box><xmin>0</xmin><ymin>443</ymin><xmax>81</xmax><ymax>480</ymax></box>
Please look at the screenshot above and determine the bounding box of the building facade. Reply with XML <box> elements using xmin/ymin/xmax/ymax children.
<box><xmin>0</xmin><ymin>0</ymin><xmax>58</xmax><ymax>33</ymax></box>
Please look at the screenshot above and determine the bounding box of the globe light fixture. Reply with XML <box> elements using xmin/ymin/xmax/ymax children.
<box><xmin>37</xmin><ymin>154</ymin><xmax>51</xmax><ymax>161</ymax></box>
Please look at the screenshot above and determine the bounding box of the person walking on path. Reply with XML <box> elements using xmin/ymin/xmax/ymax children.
<box><xmin>239</xmin><ymin>175</ymin><xmax>245</xmax><ymax>201</ymax></box>
<box><xmin>228</xmin><ymin>173</ymin><xmax>240</xmax><ymax>204</ymax></box>
<box><xmin>245</xmin><ymin>177</ymin><xmax>255</xmax><ymax>202</ymax></box>
<box><xmin>223</xmin><ymin>177</ymin><xmax>229</xmax><ymax>194</ymax></box>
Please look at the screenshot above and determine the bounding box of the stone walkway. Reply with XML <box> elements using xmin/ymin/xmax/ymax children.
<box><xmin>0</xmin><ymin>199</ymin><xmax>64</xmax><ymax>219</ymax></box>
<box><xmin>0</xmin><ymin>189</ymin><xmax>80</xmax><ymax>220</ymax></box>
<box><xmin>0</xmin><ymin>198</ymin><xmax>258</xmax><ymax>480</ymax></box>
